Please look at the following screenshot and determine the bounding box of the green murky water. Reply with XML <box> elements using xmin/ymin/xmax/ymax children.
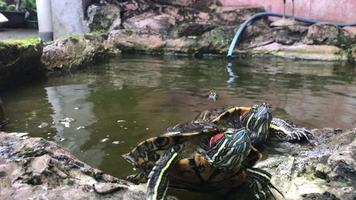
<box><xmin>1</xmin><ymin>55</ymin><xmax>356</xmax><ymax>198</ymax></box>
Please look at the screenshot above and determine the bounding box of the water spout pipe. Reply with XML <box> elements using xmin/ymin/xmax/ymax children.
<box><xmin>227</xmin><ymin>12</ymin><xmax>356</xmax><ymax>58</ymax></box>
<box><xmin>36</xmin><ymin>0</ymin><xmax>54</xmax><ymax>42</ymax></box>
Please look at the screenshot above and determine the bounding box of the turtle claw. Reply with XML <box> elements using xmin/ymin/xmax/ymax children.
<box><xmin>287</xmin><ymin>127</ymin><xmax>314</xmax><ymax>142</ymax></box>
<box><xmin>270</xmin><ymin>118</ymin><xmax>314</xmax><ymax>144</ymax></box>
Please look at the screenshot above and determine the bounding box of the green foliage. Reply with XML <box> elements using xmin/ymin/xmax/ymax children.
<box><xmin>0</xmin><ymin>0</ymin><xmax>36</xmax><ymax>12</ymax></box>
<box><xmin>23</xmin><ymin>0</ymin><xmax>36</xmax><ymax>12</ymax></box>
<box><xmin>0</xmin><ymin>0</ymin><xmax>16</xmax><ymax>11</ymax></box>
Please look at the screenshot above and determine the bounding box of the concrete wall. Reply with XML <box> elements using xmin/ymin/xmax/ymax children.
<box><xmin>51</xmin><ymin>0</ymin><xmax>89</xmax><ymax>38</ymax></box>
<box><xmin>221</xmin><ymin>0</ymin><xmax>356</xmax><ymax>23</ymax></box>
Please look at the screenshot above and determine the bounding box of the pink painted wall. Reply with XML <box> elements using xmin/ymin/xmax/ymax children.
<box><xmin>221</xmin><ymin>0</ymin><xmax>356</xmax><ymax>23</ymax></box>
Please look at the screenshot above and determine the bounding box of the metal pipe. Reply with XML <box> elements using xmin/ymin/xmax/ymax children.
<box><xmin>227</xmin><ymin>12</ymin><xmax>356</xmax><ymax>58</ymax></box>
<box><xmin>36</xmin><ymin>0</ymin><xmax>54</xmax><ymax>41</ymax></box>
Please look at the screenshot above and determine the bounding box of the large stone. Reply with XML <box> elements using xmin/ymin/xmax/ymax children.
<box><xmin>327</xmin><ymin>139</ymin><xmax>356</xmax><ymax>183</ymax></box>
<box><xmin>42</xmin><ymin>34</ymin><xmax>116</xmax><ymax>71</ymax></box>
<box><xmin>255</xmin><ymin>128</ymin><xmax>356</xmax><ymax>200</ymax></box>
<box><xmin>0</xmin><ymin>41</ymin><xmax>44</xmax><ymax>91</ymax></box>
<box><xmin>303</xmin><ymin>23</ymin><xmax>355</xmax><ymax>48</ymax></box>
<box><xmin>86</xmin><ymin>4</ymin><xmax>121</xmax><ymax>32</ymax></box>
<box><xmin>0</xmin><ymin>132</ymin><xmax>145</xmax><ymax>200</ymax></box>
<box><xmin>175</xmin><ymin>23</ymin><xmax>215</xmax><ymax>37</ymax></box>
<box><xmin>124</xmin><ymin>12</ymin><xmax>176</xmax><ymax>34</ymax></box>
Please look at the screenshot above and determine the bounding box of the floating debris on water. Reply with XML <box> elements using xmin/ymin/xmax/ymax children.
<box><xmin>38</xmin><ymin>122</ymin><xmax>49</xmax><ymax>129</ymax></box>
<box><xmin>117</xmin><ymin>120</ymin><xmax>126</xmax><ymax>123</ymax></box>
<box><xmin>120</xmin><ymin>125</ymin><xmax>124</xmax><ymax>128</ymax></box>
<box><xmin>133</xmin><ymin>121</ymin><xmax>137</xmax><ymax>123</ymax></box>
<box><xmin>208</xmin><ymin>90</ymin><xmax>219</xmax><ymax>101</ymax></box>
<box><xmin>60</xmin><ymin>138</ymin><xmax>65</xmax><ymax>142</ymax></box>
<box><xmin>106</xmin><ymin>135</ymin><xmax>110</xmax><ymax>137</ymax></box>
<box><xmin>59</xmin><ymin>117</ymin><xmax>75</xmax><ymax>128</ymax></box>
<box><xmin>76</xmin><ymin>126</ymin><xmax>85</xmax><ymax>130</ymax></box>
<box><xmin>112</xmin><ymin>140</ymin><xmax>125</xmax><ymax>144</ymax></box>
<box><xmin>124</xmin><ymin>127</ymin><xmax>128</xmax><ymax>130</ymax></box>
<box><xmin>74</xmin><ymin>107</ymin><xmax>80</xmax><ymax>110</ymax></box>
<box><xmin>101</xmin><ymin>138</ymin><xmax>109</xmax><ymax>143</ymax></box>
<box><xmin>145</xmin><ymin>128</ymin><xmax>150</xmax><ymax>131</ymax></box>
<box><xmin>47</xmin><ymin>132</ymin><xmax>52</xmax><ymax>135</ymax></box>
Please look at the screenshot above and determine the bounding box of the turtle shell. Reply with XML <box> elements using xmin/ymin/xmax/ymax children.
<box><xmin>122</xmin><ymin>106</ymin><xmax>253</xmax><ymax>177</ymax></box>
<box><xmin>122</xmin><ymin>121</ymin><xmax>222</xmax><ymax>175</ymax></box>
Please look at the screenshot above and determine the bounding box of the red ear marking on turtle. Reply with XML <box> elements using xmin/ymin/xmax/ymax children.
<box><xmin>209</xmin><ymin>133</ymin><xmax>224</xmax><ymax>147</ymax></box>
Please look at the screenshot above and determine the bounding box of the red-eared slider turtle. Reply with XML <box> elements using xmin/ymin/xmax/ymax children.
<box><xmin>193</xmin><ymin>103</ymin><xmax>312</xmax><ymax>145</ymax></box>
<box><xmin>123</xmin><ymin>103</ymin><xmax>284</xmax><ymax>200</ymax></box>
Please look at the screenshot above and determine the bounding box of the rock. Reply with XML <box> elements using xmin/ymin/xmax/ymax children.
<box><xmin>94</xmin><ymin>182</ymin><xmax>128</xmax><ymax>194</ymax></box>
<box><xmin>86</xmin><ymin>3</ymin><xmax>121</xmax><ymax>32</ymax></box>
<box><xmin>124</xmin><ymin>12</ymin><xmax>176</xmax><ymax>34</ymax></box>
<box><xmin>249</xmin><ymin>43</ymin><xmax>347</xmax><ymax>61</ymax></box>
<box><xmin>0</xmin><ymin>41</ymin><xmax>44</xmax><ymax>91</ymax></box>
<box><xmin>302</xmin><ymin>192</ymin><xmax>340</xmax><ymax>200</ymax></box>
<box><xmin>42</xmin><ymin>34</ymin><xmax>117</xmax><ymax>71</ymax></box>
<box><xmin>0</xmin><ymin>132</ymin><xmax>145</xmax><ymax>200</ymax></box>
<box><xmin>314</xmin><ymin>163</ymin><xmax>331</xmax><ymax>180</ymax></box>
<box><xmin>273</xmin><ymin>25</ymin><xmax>308</xmax><ymax>45</ymax></box>
<box><xmin>175</xmin><ymin>23</ymin><xmax>215</xmax><ymax>37</ymax></box>
<box><xmin>255</xmin><ymin>128</ymin><xmax>356</xmax><ymax>200</ymax></box>
<box><xmin>327</xmin><ymin>138</ymin><xmax>356</xmax><ymax>183</ymax></box>
<box><xmin>303</xmin><ymin>23</ymin><xmax>356</xmax><ymax>48</ymax></box>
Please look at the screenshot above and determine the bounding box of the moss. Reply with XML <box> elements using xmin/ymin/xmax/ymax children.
<box><xmin>341</xmin><ymin>44</ymin><xmax>356</xmax><ymax>63</ymax></box>
<box><xmin>63</xmin><ymin>34</ymin><xmax>82</xmax><ymax>40</ymax></box>
<box><xmin>0</xmin><ymin>37</ymin><xmax>39</xmax><ymax>48</ymax></box>
<box><xmin>22</xmin><ymin>146</ymin><xmax>35</xmax><ymax>156</ymax></box>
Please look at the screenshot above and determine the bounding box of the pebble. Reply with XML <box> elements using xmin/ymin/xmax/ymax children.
<box><xmin>117</xmin><ymin>120</ymin><xmax>126</xmax><ymax>123</ymax></box>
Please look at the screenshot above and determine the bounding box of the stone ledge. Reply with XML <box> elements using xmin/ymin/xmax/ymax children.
<box><xmin>0</xmin><ymin>132</ymin><xmax>145</xmax><ymax>200</ymax></box>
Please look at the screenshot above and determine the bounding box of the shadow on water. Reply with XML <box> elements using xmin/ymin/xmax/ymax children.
<box><xmin>1</xmin><ymin>55</ymin><xmax>356</xmax><ymax>199</ymax></box>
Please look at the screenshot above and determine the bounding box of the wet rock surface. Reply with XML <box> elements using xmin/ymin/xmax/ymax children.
<box><xmin>42</xmin><ymin>34</ymin><xmax>117</xmax><ymax>71</ymax></box>
<box><xmin>256</xmin><ymin>128</ymin><xmax>356</xmax><ymax>200</ymax></box>
<box><xmin>0</xmin><ymin>42</ymin><xmax>44</xmax><ymax>91</ymax></box>
<box><xmin>0</xmin><ymin>132</ymin><xmax>145</xmax><ymax>200</ymax></box>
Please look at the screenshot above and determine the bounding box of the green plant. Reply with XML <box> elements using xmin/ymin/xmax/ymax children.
<box><xmin>0</xmin><ymin>0</ymin><xmax>6</xmax><ymax>10</ymax></box>
<box><xmin>23</xmin><ymin>0</ymin><xmax>36</xmax><ymax>12</ymax></box>
<box><xmin>0</xmin><ymin>0</ymin><xmax>16</xmax><ymax>11</ymax></box>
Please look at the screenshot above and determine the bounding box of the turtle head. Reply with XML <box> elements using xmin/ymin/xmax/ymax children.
<box><xmin>204</xmin><ymin>128</ymin><xmax>251</xmax><ymax>170</ymax></box>
<box><xmin>242</xmin><ymin>103</ymin><xmax>272</xmax><ymax>144</ymax></box>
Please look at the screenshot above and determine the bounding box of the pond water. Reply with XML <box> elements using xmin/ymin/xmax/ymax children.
<box><xmin>1</xmin><ymin>55</ymin><xmax>356</xmax><ymax>198</ymax></box>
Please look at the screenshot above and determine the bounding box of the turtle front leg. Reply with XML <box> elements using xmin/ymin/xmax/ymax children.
<box><xmin>270</xmin><ymin>118</ymin><xmax>313</xmax><ymax>142</ymax></box>
<box><xmin>147</xmin><ymin>144</ymin><xmax>183</xmax><ymax>200</ymax></box>
<box><xmin>245</xmin><ymin>168</ymin><xmax>284</xmax><ymax>200</ymax></box>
